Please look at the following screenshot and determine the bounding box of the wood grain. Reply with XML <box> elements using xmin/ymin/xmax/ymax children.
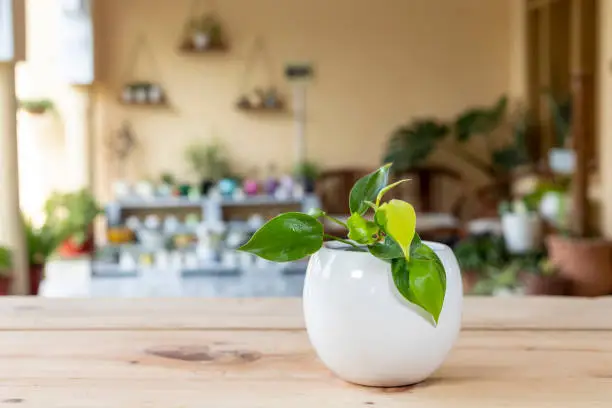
<box><xmin>0</xmin><ymin>297</ymin><xmax>611</xmax><ymax>331</ymax></box>
<box><xmin>0</xmin><ymin>329</ymin><xmax>611</xmax><ymax>407</ymax></box>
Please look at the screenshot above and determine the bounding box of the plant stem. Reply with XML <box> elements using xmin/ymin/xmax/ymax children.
<box><xmin>324</xmin><ymin>234</ymin><xmax>362</xmax><ymax>250</ymax></box>
<box><xmin>324</xmin><ymin>214</ymin><xmax>348</xmax><ymax>230</ymax></box>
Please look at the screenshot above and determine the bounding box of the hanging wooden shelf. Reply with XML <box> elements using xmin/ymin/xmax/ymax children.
<box><xmin>119</xmin><ymin>99</ymin><xmax>170</xmax><ymax>108</ymax></box>
<box><xmin>179</xmin><ymin>41</ymin><xmax>228</xmax><ymax>54</ymax></box>
<box><xmin>236</xmin><ymin>104</ymin><xmax>287</xmax><ymax>114</ymax></box>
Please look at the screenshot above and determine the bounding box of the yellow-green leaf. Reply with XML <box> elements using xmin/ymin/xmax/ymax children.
<box><xmin>347</xmin><ymin>213</ymin><xmax>380</xmax><ymax>245</ymax></box>
<box><xmin>375</xmin><ymin>199</ymin><xmax>416</xmax><ymax>260</ymax></box>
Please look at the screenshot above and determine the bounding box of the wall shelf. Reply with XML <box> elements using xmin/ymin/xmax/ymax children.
<box><xmin>179</xmin><ymin>42</ymin><xmax>228</xmax><ymax>54</ymax></box>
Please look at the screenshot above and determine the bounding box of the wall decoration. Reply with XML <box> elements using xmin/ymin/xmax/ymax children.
<box><xmin>119</xmin><ymin>35</ymin><xmax>168</xmax><ymax>107</ymax></box>
<box><xmin>19</xmin><ymin>98</ymin><xmax>54</xmax><ymax>115</ymax></box>
<box><xmin>179</xmin><ymin>1</ymin><xmax>227</xmax><ymax>53</ymax></box>
<box><xmin>107</xmin><ymin>121</ymin><xmax>138</xmax><ymax>181</ymax></box>
<box><xmin>235</xmin><ymin>38</ymin><xmax>287</xmax><ymax>113</ymax></box>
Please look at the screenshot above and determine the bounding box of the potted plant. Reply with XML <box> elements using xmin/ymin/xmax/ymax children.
<box><xmin>184</xmin><ymin>13</ymin><xmax>223</xmax><ymax>50</ymax></box>
<box><xmin>24</xmin><ymin>218</ymin><xmax>63</xmax><ymax>295</ymax></box>
<box><xmin>239</xmin><ymin>164</ymin><xmax>461</xmax><ymax>387</ymax></box>
<box><xmin>545</xmin><ymin>83</ymin><xmax>612</xmax><ymax>296</ymax></box>
<box><xmin>44</xmin><ymin>189</ymin><xmax>101</xmax><ymax>258</ymax></box>
<box><xmin>293</xmin><ymin>160</ymin><xmax>320</xmax><ymax>193</ymax></box>
<box><xmin>453</xmin><ymin>233</ymin><xmax>506</xmax><ymax>294</ymax></box>
<box><xmin>185</xmin><ymin>140</ymin><xmax>231</xmax><ymax>195</ymax></box>
<box><xmin>0</xmin><ymin>246</ymin><xmax>12</xmax><ymax>295</ymax></box>
<box><xmin>19</xmin><ymin>98</ymin><xmax>54</xmax><ymax>115</ymax></box>
<box><xmin>499</xmin><ymin>199</ymin><xmax>543</xmax><ymax>254</ymax></box>
<box><xmin>514</xmin><ymin>253</ymin><xmax>567</xmax><ymax>296</ymax></box>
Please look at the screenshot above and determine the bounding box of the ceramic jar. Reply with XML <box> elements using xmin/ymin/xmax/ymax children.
<box><xmin>303</xmin><ymin>241</ymin><xmax>462</xmax><ymax>387</ymax></box>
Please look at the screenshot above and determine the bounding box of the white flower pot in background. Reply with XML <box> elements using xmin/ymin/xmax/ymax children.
<box><xmin>147</xmin><ymin>85</ymin><xmax>163</xmax><ymax>104</ymax></box>
<box><xmin>501</xmin><ymin>212</ymin><xmax>542</xmax><ymax>254</ymax></box>
<box><xmin>303</xmin><ymin>242</ymin><xmax>462</xmax><ymax>387</ymax></box>
<box><xmin>540</xmin><ymin>191</ymin><xmax>570</xmax><ymax>228</ymax></box>
<box><xmin>192</xmin><ymin>32</ymin><xmax>210</xmax><ymax>50</ymax></box>
<box><xmin>549</xmin><ymin>148</ymin><xmax>575</xmax><ymax>174</ymax></box>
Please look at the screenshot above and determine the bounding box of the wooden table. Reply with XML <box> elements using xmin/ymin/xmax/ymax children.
<box><xmin>0</xmin><ymin>297</ymin><xmax>611</xmax><ymax>407</ymax></box>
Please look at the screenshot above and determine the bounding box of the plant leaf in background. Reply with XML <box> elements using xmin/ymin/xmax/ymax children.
<box><xmin>349</xmin><ymin>164</ymin><xmax>391</xmax><ymax>215</ymax></box>
<box><xmin>383</xmin><ymin>120</ymin><xmax>449</xmax><ymax>173</ymax></box>
<box><xmin>454</xmin><ymin>96</ymin><xmax>508</xmax><ymax>142</ymax></box>
<box><xmin>391</xmin><ymin>242</ymin><xmax>446</xmax><ymax>325</ymax></box>
<box><xmin>239</xmin><ymin>212</ymin><xmax>323</xmax><ymax>262</ymax></box>
<box><xmin>347</xmin><ymin>213</ymin><xmax>380</xmax><ymax>245</ymax></box>
<box><xmin>374</xmin><ymin>199</ymin><xmax>416</xmax><ymax>260</ymax></box>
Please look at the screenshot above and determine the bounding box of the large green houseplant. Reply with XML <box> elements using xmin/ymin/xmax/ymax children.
<box><xmin>383</xmin><ymin>96</ymin><xmax>533</xmax><ymax>205</ymax></box>
<box><xmin>185</xmin><ymin>140</ymin><xmax>232</xmax><ymax>194</ymax></box>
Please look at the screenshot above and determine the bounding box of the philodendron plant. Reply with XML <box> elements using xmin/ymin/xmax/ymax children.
<box><xmin>239</xmin><ymin>164</ymin><xmax>446</xmax><ymax>324</ymax></box>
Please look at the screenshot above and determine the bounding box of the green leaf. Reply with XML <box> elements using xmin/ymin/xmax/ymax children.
<box><xmin>374</xmin><ymin>199</ymin><xmax>416</xmax><ymax>260</ymax></box>
<box><xmin>375</xmin><ymin>179</ymin><xmax>410</xmax><ymax>206</ymax></box>
<box><xmin>238</xmin><ymin>212</ymin><xmax>323</xmax><ymax>262</ymax></box>
<box><xmin>368</xmin><ymin>235</ymin><xmax>403</xmax><ymax>260</ymax></box>
<box><xmin>349</xmin><ymin>164</ymin><xmax>391</xmax><ymax>215</ymax></box>
<box><xmin>391</xmin><ymin>243</ymin><xmax>446</xmax><ymax>325</ymax></box>
<box><xmin>454</xmin><ymin>96</ymin><xmax>507</xmax><ymax>142</ymax></box>
<box><xmin>347</xmin><ymin>213</ymin><xmax>380</xmax><ymax>245</ymax></box>
<box><xmin>383</xmin><ymin>120</ymin><xmax>450</xmax><ymax>173</ymax></box>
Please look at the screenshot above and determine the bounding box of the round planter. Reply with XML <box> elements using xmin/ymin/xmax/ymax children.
<box><xmin>303</xmin><ymin>242</ymin><xmax>462</xmax><ymax>387</ymax></box>
<box><xmin>461</xmin><ymin>269</ymin><xmax>480</xmax><ymax>295</ymax></box>
<box><xmin>519</xmin><ymin>272</ymin><xmax>568</xmax><ymax>296</ymax></box>
<box><xmin>0</xmin><ymin>276</ymin><xmax>11</xmax><ymax>295</ymax></box>
<box><xmin>501</xmin><ymin>212</ymin><xmax>542</xmax><ymax>254</ymax></box>
<box><xmin>547</xmin><ymin>235</ymin><xmax>612</xmax><ymax>296</ymax></box>
<box><xmin>59</xmin><ymin>232</ymin><xmax>95</xmax><ymax>258</ymax></box>
<box><xmin>29</xmin><ymin>264</ymin><xmax>43</xmax><ymax>295</ymax></box>
<box><xmin>192</xmin><ymin>32</ymin><xmax>211</xmax><ymax>50</ymax></box>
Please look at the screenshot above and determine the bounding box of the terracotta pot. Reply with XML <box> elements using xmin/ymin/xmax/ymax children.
<box><xmin>0</xmin><ymin>277</ymin><xmax>11</xmax><ymax>295</ymax></box>
<box><xmin>546</xmin><ymin>235</ymin><xmax>612</xmax><ymax>296</ymax></box>
<box><xmin>29</xmin><ymin>264</ymin><xmax>43</xmax><ymax>295</ymax></box>
<box><xmin>461</xmin><ymin>270</ymin><xmax>480</xmax><ymax>294</ymax></box>
<box><xmin>59</xmin><ymin>230</ymin><xmax>95</xmax><ymax>258</ymax></box>
<box><xmin>520</xmin><ymin>273</ymin><xmax>568</xmax><ymax>296</ymax></box>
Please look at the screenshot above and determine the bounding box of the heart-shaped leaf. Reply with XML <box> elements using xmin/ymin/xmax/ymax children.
<box><xmin>374</xmin><ymin>199</ymin><xmax>416</xmax><ymax>260</ymax></box>
<box><xmin>368</xmin><ymin>235</ymin><xmax>403</xmax><ymax>260</ymax></box>
<box><xmin>347</xmin><ymin>213</ymin><xmax>380</xmax><ymax>245</ymax></box>
<box><xmin>391</xmin><ymin>242</ymin><xmax>446</xmax><ymax>325</ymax></box>
<box><xmin>349</xmin><ymin>164</ymin><xmax>391</xmax><ymax>215</ymax></box>
<box><xmin>239</xmin><ymin>212</ymin><xmax>323</xmax><ymax>262</ymax></box>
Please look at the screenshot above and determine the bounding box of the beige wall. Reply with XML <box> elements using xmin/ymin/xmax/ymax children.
<box><xmin>93</xmin><ymin>0</ymin><xmax>512</xmax><ymax>195</ymax></box>
<box><xmin>20</xmin><ymin>0</ymin><xmax>513</xmax><ymax>205</ymax></box>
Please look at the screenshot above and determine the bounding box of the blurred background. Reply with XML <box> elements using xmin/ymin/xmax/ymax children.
<box><xmin>0</xmin><ymin>0</ymin><xmax>609</xmax><ymax>298</ymax></box>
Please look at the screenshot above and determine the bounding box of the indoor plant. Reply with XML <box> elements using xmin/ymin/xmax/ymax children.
<box><xmin>185</xmin><ymin>140</ymin><xmax>231</xmax><ymax>195</ymax></box>
<box><xmin>44</xmin><ymin>189</ymin><xmax>101</xmax><ymax>258</ymax></box>
<box><xmin>293</xmin><ymin>160</ymin><xmax>320</xmax><ymax>193</ymax></box>
<box><xmin>0</xmin><ymin>246</ymin><xmax>12</xmax><ymax>295</ymax></box>
<box><xmin>184</xmin><ymin>13</ymin><xmax>223</xmax><ymax>50</ymax></box>
<box><xmin>515</xmin><ymin>253</ymin><xmax>567</xmax><ymax>296</ymax></box>
<box><xmin>499</xmin><ymin>199</ymin><xmax>542</xmax><ymax>254</ymax></box>
<box><xmin>24</xmin><ymin>218</ymin><xmax>63</xmax><ymax>295</ymax></box>
<box><xmin>19</xmin><ymin>98</ymin><xmax>54</xmax><ymax>115</ymax></box>
<box><xmin>239</xmin><ymin>164</ymin><xmax>462</xmax><ymax>387</ymax></box>
<box><xmin>453</xmin><ymin>233</ymin><xmax>505</xmax><ymax>294</ymax></box>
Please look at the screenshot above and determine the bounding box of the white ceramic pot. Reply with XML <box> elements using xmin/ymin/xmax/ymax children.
<box><xmin>303</xmin><ymin>242</ymin><xmax>462</xmax><ymax>387</ymax></box>
<box><xmin>501</xmin><ymin>212</ymin><xmax>542</xmax><ymax>254</ymax></box>
<box><xmin>192</xmin><ymin>32</ymin><xmax>210</xmax><ymax>50</ymax></box>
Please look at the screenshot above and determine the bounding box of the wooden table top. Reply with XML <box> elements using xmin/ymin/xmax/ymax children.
<box><xmin>0</xmin><ymin>296</ymin><xmax>611</xmax><ymax>407</ymax></box>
